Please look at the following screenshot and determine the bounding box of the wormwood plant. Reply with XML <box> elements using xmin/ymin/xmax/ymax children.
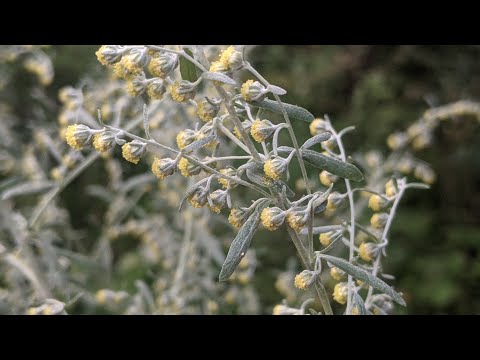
<box><xmin>4</xmin><ymin>45</ymin><xmax>472</xmax><ymax>315</ymax></box>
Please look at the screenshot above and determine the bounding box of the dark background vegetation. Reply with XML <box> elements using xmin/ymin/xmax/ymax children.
<box><xmin>16</xmin><ymin>45</ymin><xmax>480</xmax><ymax>314</ymax></box>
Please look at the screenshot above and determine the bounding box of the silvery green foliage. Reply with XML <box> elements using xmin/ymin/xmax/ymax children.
<box><xmin>2</xmin><ymin>44</ymin><xmax>464</xmax><ymax>315</ymax></box>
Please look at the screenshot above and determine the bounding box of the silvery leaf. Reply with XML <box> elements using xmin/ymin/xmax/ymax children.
<box><xmin>318</xmin><ymin>254</ymin><xmax>406</xmax><ymax>306</ymax></box>
<box><xmin>301</xmin><ymin>133</ymin><xmax>332</xmax><ymax>150</ymax></box>
<box><xmin>251</xmin><ymin>99</ymin><xmax>314</xmax><ymax>122</ymax></box>
<box><xmin>268</xmin><ymin>85</ymin><xmax>287</xmax><ymax>95</ymax></box>
<box><xmin>202</xmin><ymin>72</ymin><xmax>236</xmax><ymax>85</ymax></box>
<box><xmin>1</xmin><ymin>181</ymin><xmax>55</xmax><ymax>200</ymax></box>
<box><xmin>182</xmin><ymin>135</ymin><xmax>216</xmax><ymax>153</ymax></box>
<box><xmin>219</xmin><ymin>201</ymin><xmax>268</xmax><ymax>281</ymax></box>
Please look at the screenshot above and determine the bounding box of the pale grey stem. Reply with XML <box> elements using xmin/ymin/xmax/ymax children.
<box><xmin>217</xmin><ymin>123</ymin><xmax>252</xmax><ymax>154</ymax></box>
<box><xmin>365</xmin><ymin>183</ymin><xmax>406</xmax><ymax>306</ymax></box>
<box><xmin>329</xmin><ymin>123</ymin><xmax>356</xmax><ymax>315</ymax></box>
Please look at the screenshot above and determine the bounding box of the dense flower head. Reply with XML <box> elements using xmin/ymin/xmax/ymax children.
<box><xmin>196</xmin><ymin>99</ymin><xmax>219</xmax><ymax>122</ymax></box>
<box><xmin>146</xmin><ymin>79</ymin><xmax>166</xmax><ymax>100</ymax></box>
<box><xmin>92</xmin><ymin>130</ymin><xmax>116</xmax><ymax>153</ymax></box>
<box><xmin>95</xmin><ymin>45</ymin><xmax>124</xmax><ymax>66</ymax></box>
<box><xmin>122</xmin><ymin>140</ymin><xmax>146</xmax><ymax>164</ymax></box>
<box><xmin>250</xmin><ymin>119</ymin><xmax>276</xmax><ymax>143</ymax></box>
<box><xmin>218</xmin><ymin>168</ymin><xmax>237</xmax><ymax>189</ymax></box>
<box><xmin>178</xmin><ymin>157</ymin><xmax>201</xmax><ymax>177</ymax></box>
<box><xmin>170</xmin><ymin>81</ymin><xmax>196</xmax><ymax>103</ymax></box>
<box><xmin>309</xmin><ymin>118</ymin><xmax>329</xmax><ymax>136</ymax></box>
<box><xmin>368</xmin><ymin>194</ymin><xmax>388</xmax><ymax>212</ymax></box>
<box><xmin>330</xmin><ymin>267</ymin><xmax>346</xmax><ymax>281</ymax></box>
<box><xmin>286</xmin><ymin>210</ymin><xmax>307</xmax><ymax>231</ymax></box>
<box><xmin>359</xmin><ymin>242</ymin><xmax>377</xmax><ymax>262</ymax></box>
<box><xmin>65</xmin><ymin>124</ymin><xmax>93</xmax><ymax>150</ymax></box>
<box><xmin>228</xmin><ymin>207</ymin><xmax>249</xmax><ymax>229</ymax></box>
<box><xmin>385</xmin><ymin>179</ymin><xmax>397</xmax><ymax>198</ymax></box>
<box><xmin>241</xmin><ymin>80</ymin><xmax>266</xmax><ymax>102</ymax></box>
<box><xmin>208</xmin><ymin>189</ymin><xmax>228</xmax><ymax>214</ymax></box>
<box><xmin>370</xmin><ymin>212</ymin><xmax>389</xmax><ymax>229</ymax></box>
<box><xmin>260</xmin><ymin>207</ymin><xmax>286</xmax><ymax>231</ymax></box>
<box><xmin>319</xmin><ymin>170</ymin><xmax>338</xmax><ymax>187</ymax></box>
<box><xmin>264</xmin><ymin>156</ymin><xmax>288</xmax><ymax>180</ymax></box>
<box><xmin>294</xmin><ymin>270</ymin><xmax>313</xmax><ymax>290</ymax></box>
<box><xmin>151</xmin><ymin>157</ymin><xmax>177</xmax><ymax>180</ymax></box>
<box><xmin>176</xmin><ymin>129</ymin><xmax>198</xmax><ymax>150</ymax></box>
<box><xmin>148</xmin><ymin>52</ymin><xmax>178</xmax><ymax>78</ymax></box>
<box><xmin>333</xmin><ymin>282</ymin><xmax>348</xmax><ymax>305</ymax></box>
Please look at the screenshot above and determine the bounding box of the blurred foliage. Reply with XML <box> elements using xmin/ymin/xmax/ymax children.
<box><xmin>2</xmin><ymin>45</ymin><xmax>479</xmax><ymax>314</ymax></box>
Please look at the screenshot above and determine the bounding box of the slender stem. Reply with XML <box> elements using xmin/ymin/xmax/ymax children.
<box><xmin>329</xmin><ymin>124</ymin><xmax>356</xmax><ymax>315</ymax></box>
<box><xmin>217</xmin><ymin>123</ymin><xmax>252</xmax><ymax>154</ymax></box>
<box><xmin>365</xmin><ymin>183</ymin><xmax>406</xmax><ymax>306</ymax></box>
<box><xmin>287</xmin><ymin>227</ymin><xmax>333</xmax><ymax>315</ymax></box>
<box><xmin>215</xmin><ymin>86</ymin><xmax>263</xmax><ymax>163</ymax></box>
<box><xmin>244</xmin><ymin>63</ymin><xmax>312</xmax><ymax>194</ymax></box>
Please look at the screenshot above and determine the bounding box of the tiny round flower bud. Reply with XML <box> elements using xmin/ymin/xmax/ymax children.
<box><xmin>218</xmin><ymin>168</ymin><xmax>237</xmax><ymax>189</ymax></box>
<box><xmin>146</xmin><ymin>79</ymin><xmax>167</xmax><ymax>100</ymax></box>
<box><xmin>294</xmin><ymin>270</ymin><xmax>314</xmax><ymax>290</ymax></box>
<box><xmin>309</xmin><ymin>118</ymin><xmax>329</xmax><ymax>136</ymax></box>
<box><xmin>178</xmin><ymin>157</ymin><xmax>201</xmax><ymax>177</ymax></box>
<box><xmin>250</xmin><ymin>119</ymin><xmax>276</xmax><ymax>143</ymax></box>
<box><xmin>272</xmin><ymin>304</ymin><xmax>284</xmax><ymax>315</ymax></box>
<box><xmin>387</xmin><ymin>132</ymin><xmax>408</xmax><ymax>150</ymax></box>
<box><xmin>176</xmin><ymin>129</ymin><xmax>198</xmax><ymax>150</ymax></box>
<box><xmin>62</xmin><ymin>154</ymin><xmax>76</xmax><ymax>169</ymax></box>
<box><xmin>412</xmin><ymin>133</ymin><xmax>432</xmax><ymax>151</ymax></box>
<box><xmin>397</xmin><ymin>158</ymin><xmax>414</xmax><ymax>174</ymax></box>
<box><xmin>333</xmin><ymin>282</ymin><xmax>348</xmax><ymax>305</ymax></box>
<box><xmin>368</xmin><ymin>194</ymin><xmax>388</xmax><ymax>212</ymax></box>
<box><xmin>286</xmin><ymin>210</ymin><xmax>307</xmax><ymax>231</ymax></box>
<box><xmin>385</xmin><ymin>179</ymin><xmax>397</xmax><ymax>198</ymax></box>
<box><xmin>112</xmin><ymin>55</ymin><xmax>143</xmax><ymax>80</ymax></box>
<box><xmin>208</xmin><ymin>189</ymin><xmax>228</xmax><ymax>214</ymax></box>
<box><xmin>126</xmin><ymin>74</ymin><xmax>147</xmax><ymax>97</ymax></box>
<box><xmin>170</xmin><ymin>80</ymin><xmax>196</xmax><ymax>103</ymax></box>
<box><xmin>58</xmin><ymin>86</ymin><xmax>82</xmax><ymax>109</ymax></box>
<box><xmin>330</xmin><ymin>267</ymin><xmax>346</xmax><ymax>281</ymax></box>
<box><xmin>365</xmin><ymin>151</ymin><xmax>382</xmax><ymax>168</ymax></box>
<box><xmin>233</xmin><ymin>120</ymin><xmax>252</xmax><ymax>139</ymax></box>
<box><xmin>188</xmin><ymin>186</ymin><xmax>209</xmax><ymax>208</ymax></box>
<box><xmin>351</xmin><ymin>306</ymin><xmax>360</xmax><ymax>315</ymax></box>
<box><xmin>65</xmin><ymin>124</ymin><xmax>93</xmax><ymax>150</ymax></box>
<box><xmin>219</xmin><ymin>46</ymin><xmax>243</xmax><ymax>70</ymax></box>
<box><xmin>370</xmin><ymin>212</ymin><xmax>389</xmax><ymax>229</ymax></box>
<box><xmin>324</xmin><ymin>138</ymin><xmax>337</xmax><ymax>151</ymax></box>
<box><xmin>151</xmin><ymin>157</ymin><xmax>177</xmax><ymax>180</ymax></box>
<box><xmin>319</xmin><ymin>170</ymin><xmax>338</xmax><ymax>187</ymax></box>
<box><xmin>359</xmin><ymin>242</ymin><xmax>378</xmax><ymax>262</ymax></box>
<box><xmin>228</xmin><ymin>207</ymin><xmax>250</xmax><ymax>229</ymax></box>
<box><xmin>326</xmin><ymin>191</ymin><xmax>345</xmax><ymax>215</ymax></box>
<box><xmin>320</xmin><ymin>231</ymin><xmax>336</xmax><ymax>247</ymax></box>
<box><xmin>95</xmin><ymin>45</ymin><xmax>124</xmax><ymax>66</ymax></box>
<box><xmin>414</xmin><ymin>164</ymin><xmax>436</xmax><ymax>185</ymax></box>
<box><xmin>50</xmin><ymin>167</ymin><xmax>64</xmax><ymax>181</ymax></box>
<box><xmin>407</xmin><ymin>123</ymin><xmax>424</xmax><ymax>138</ymax></box>
<box><xmin>196</xmin><ymin>99</ymin><xmax>219</xmax><ymax>122</ymax></box>
<box><xmin>148</xmin><ymin>52</ymin><xmax>178</xmax><ymax>78</ymax></box>
<box><xmin>92</xmin><ymin>130</ymin><xmax>116</xmax><ymax>153</ymax></box>
<box><xmin>121</xmin><ymin>140</ymin><xmax>147</xmax><ymax>164</ymax></box>
<box><xmin>264</xmin><ymin>156</ymin><xmax>288</xmax><ymax>180</ymax></box>
<box><xmin>241</xmin><ymin>80</ymin><xmax>267</xmax><ymax>102</ymax></box>
<box><xmin>260</xmin><ymin>207</ymin><xmax>286</xmax><ymax>231</ymax></box>
<box><xmin>95</xmin><ymin>289</ymin><xmax>111</xmax><ymax>304</ymax></box>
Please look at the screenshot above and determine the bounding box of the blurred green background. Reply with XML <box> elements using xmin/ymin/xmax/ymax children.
<box><xmin>11</xmin><ymin>45</ymin><xmax>480</xmax><ymax>314</ymax></box>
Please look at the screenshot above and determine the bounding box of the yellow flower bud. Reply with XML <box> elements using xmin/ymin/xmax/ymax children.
<box><xmin>294</xmin><ymin>270</ymin><xmax>313</xmax><ymax>290</ymax></box>
<box><xmin>151</xmin><ymin>157</ymin><xmax>177</xmax><ymax>180</ymax></box>
<box><xmin>92</xmin><ymin>130</ymin><xmax>116</xmax><ymax>153</ymax></box>
<box><xmin>368</xmin><ymin>194</ymin><xmax>388</xmax><ymax>212</ymax></box>
<box><xmin>359</xmin><ymin>242</ymin><xmax>377</xmax><ymax>262</ymax></box>
<box><xmin>250</xmin><ymin>119</ymin><xmax>276</xmax><ymax>143</ymax></box>
<box><xmin>178</xmin><ymin>157</ymin><xmax>201</xmax><ymax>177</ymax></box>
<box><xmin>319</xmin><ymin>170</ymin><xmax>338</xmax><ymax>187</ymax></box>
<box><xmin>241</xmin><ymin>80</ymin><xmax>266</xmax><ymax>102</ymax></box>
<box><xmin>333</xmin><ymin>282</ymin><xmax>348</xmax><ymax>305</ymax></box>
<box><xmin>228</xmin><ymin>207</ymin><xmax>249</xmax><ymax>229</ymax></box>
<box><xmin>176</xmin><ymin>129</ymin><xmax>197</xmax><ymax>150</ymax></box>
<box><xmin>385</xmin><ymin>179</ymin><xmax>397</xmax><ymax>198</ymax></box>
<box><xmin>121</xmin><ymin>140</ymin><xmax>146</xmax><ymax>164</ymax></box>
<box><xmin>330</xmin><ymin>267</ymin><xmax>346</xmax><ymax>281</ymax></box>
<box><xmin>260</xmin><ymin>207</ymin><xmax>286</xmax><ymax>231</ymax></box>
<box><xmin>65</xmin><ymin>124</ymin><xmax>93</xmax><ymax>150</ymax></box>
<box><xmin>196</xmin><ymin>99</ymin><xmax>219</xmax><ymax>122</ymax></box>
<box><xmin>370</xmin><ymin>213</ymin><xmax>389</xmax><ymax>229</ymax></box>
<box><xmin>264</xmin><ymin>156</ymin><xmax>288</xmax><ymax>180</ymax></box>
<box><xmin>309</xmin><ymin>118</ymin><xmax>328</xmax><ymax>136</ymax></box>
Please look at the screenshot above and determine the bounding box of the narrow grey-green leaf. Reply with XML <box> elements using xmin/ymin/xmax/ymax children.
<box><xmin>179</xmin><ymin>49</ymin><xmax>199</xmax><ymax>82</ymax></box>
<box><xmin>202</xmin><ymin>71</ymin><xmax>236</xmax><ymax>85</ymax></box>
<box><xmin>251</xmin><ymin>99</ymin><xmax>314</xmax><ymax>122</ymax></box>
<box><xmin>301</xmin><ymin>132</ymin><xmax>332</xmax><ymax>150</ymax></box>
<box><xmin>268</xmin><ymin>85</ymin><xmax>287</xmax><ymax>95</ymax></box>
<box><xmin>219</xmin><ymin>202</ymin><xmax>267</xmax><ymax>281</ymax></box>
<box><xmin>301</xmin><ymin>149</ymin><xmax>363</xmax><ymax>182</ymax></box>
<box><xmin>182</xmin><ymin>135</ymin><xmax>216</xmax><ymax>153</ymax></box>
<box><xmin>320</xmin><ymin>254</ymin><xmax>406</xmax><ymax>306</ymax></box>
